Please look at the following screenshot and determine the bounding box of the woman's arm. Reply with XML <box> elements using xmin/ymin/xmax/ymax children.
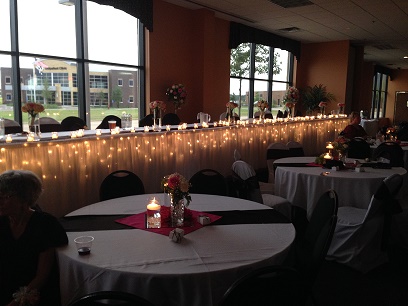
<box><xmin>28</xmin><ymin>248</ymin><xmax>55</xmax><ymax>291</ymax></box>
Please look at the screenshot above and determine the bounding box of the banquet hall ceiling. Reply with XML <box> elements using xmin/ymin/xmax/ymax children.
<box><xmin>164</xmin><ymin>0</ymin><xmax>408</xmax><ymax>70</ymax></box>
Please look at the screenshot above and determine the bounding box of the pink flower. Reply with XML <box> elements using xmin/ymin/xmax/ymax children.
<box><xmin>319</xmin><ymin>101</ymin><xmax>328</xmax><ymax>107</ymax></box>
<box><xmin>168</xmin><ymin>174</ymin><xmax>180</xmax><ymax>189</ymax></box>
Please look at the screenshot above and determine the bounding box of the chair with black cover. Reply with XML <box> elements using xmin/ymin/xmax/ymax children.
<box><xmin>373</xmin><ymin>141</ymin><xmax>404</xmax><ymax>167</ymax></box>
<box><xmin>219</xmin><ymin>265</ymin><xmax>306</xmax><ymax>306</ymax></box>
<box><xmin>347</xmin><ymin>137</ymin><xmax>371</xmax><ymax>159</ymax></box>
<box><xmin>286</xmin><ymin>141</ymin><xmax>305</xmax><ymax>157</ymax></box>
<box><xmin>253</xmin><ymin>110</ymin><xmax>273</xmax><ymax>119</ymax></box>
<box><xmin>219</xmin><ymin>112</ymin><xmax>240</xmax><ymax>121</ymax></box>
<box><xmin>162</xmin><ymin>113</ymin><xmax>181</xmax><ymax>125</ymax></box>
<box><xmin>99</xmin><ymin>170</ymin><xmax>145</xmax><ymax>201</ymax></box>
<box><xmin>61</xmin><ymin>116</ymin><xmax>87</xmax><ymax>131</ymax></box>
<box><xmin>35</xmin><ymin>116</ymin><xmax>63</xmax><ymax>132</ymax></box>
<box><xmin>96</xmin><ymin>115</ymin><xmax>121</xmax><ymax>129</ymax></box>
<box><xmin>326</xmin><ymin>174</ymin><xmax>403</xmax><ymax>273</ymax></box>
<box><xmin>266</xmin><ymin>142</ymin><xmax>290</xmax><ymax>184</ymax></box>
<box><xmin>4</xmin><ymin>118</ymin><xmax>23</xmax><ymax>134</ymax></box>
<box><xmin>189</xmin><ymin>169</ymin><xmax>228</xmax><ymax>196</ymax></box>
<box><xmin>67</xmin><ymin>291</ymin><xmax>155</xmax><ymax>306</ymax></box>
<box><xmin>139</xmin><ymin>114</ymin><xmax>154</xmax><ymax>127</ymax></box>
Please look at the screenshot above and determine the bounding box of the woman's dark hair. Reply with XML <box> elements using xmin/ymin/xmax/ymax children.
<box><xmin>0</xmin><ymin>170</ymin><xmax>43</xmax><ymax>206</ymax></box>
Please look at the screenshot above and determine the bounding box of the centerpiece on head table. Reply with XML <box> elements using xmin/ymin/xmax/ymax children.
<box><xmin>282</xmin><ymin>86</ymin><xmax>299</xmax><ymax>118</ymax></box>
<box><xmin>166</xmin><ymin>83</ymin><xmax>187</xmax><ymax>114</ymax></box>
<box><xmin>225</xmin><ymin>101</ymin><xmax>239</xmax><ymax>122</ymax></box>
<box><xmin>256</xmin><ymin>100</ymin><xmax>269</xmax><ymax>120</ymax></box>
<box><xmin>149</xmin><ymin>100</ymin><xmax>166</xmax><ymax>131</ymax></box>
<box><xmin>162</xmin><ymin>172</ymin><xmax>192</xmax><ymax>227</ymax></box>
<box><xmin>21</xmin><ymin>102</ymin><xmax>45</xmax><ymax>137</ymax></box>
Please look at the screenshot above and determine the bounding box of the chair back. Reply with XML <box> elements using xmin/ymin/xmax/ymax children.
<box><xmin>162</xmin><ymin>113</ymin><xmax>181</xmax><ymax>125</ymax></box>
<box><xmin>286</xmin><ymin>141</ymin><xmax>305</xmax><ymax>157</ymax></box>
<box><xmin>61</xmin><ymin>116</ymin><xmax>87</xmax><ymax>131</ymax></box>
<box><xmin>4</xmin><ymin>119</ymin><xmax>23</xmax><ymax>134</ymax></box>
<box><xmin>35</xmin><ymin>116</ymin><xmax>62</xmax><ymax>132</ymax></box>
<box><xmin>347</xmin><ymin>137</ymin><xmax>370</xmax><ymax>159</ymax></box>
<box><xmin>139</xmin><ymin>114</ymin><xmax>154</xmax><ymax>127</ymax></box>
<box><xmin>219</xmin><ymin>112</ymin><xmax>240</xmax><ymax>121</ymax></box>
<box><xmin>219</xmin><ymin>265</ymin><xmax>306</xmax><ymax>306</ymax></box>
<box><xmin>297</xmin><ymin>189</ymin><xmax>338</xmax><ymax>283</ymax></box>
<box><xmin>189</xmin><ymin>169</ymin><xmax>228</xmax><ymax>196</ymax></box>
<box><xmin>99</xmin><ymin>170</ymin><xmax>145</xmax><ymax>201</ymax></box>
<box><xmin>231</xmin><ymin>160</ymin><xmax>263</xmax><ymax>203</ymax></box>
<box><xmin>67</xmin><ymin>291</ymin><xmax>154</xmax><ymax>306</ymax></box>
<box><xmin>373</xmin><ymin>141</ymin><xmax>404</xmax><ymax>167</ymax></box>
<box><xmin>266</xmin><ymin>142</ymin><xmax>290</xmax><ymax>160</ymax></box>
<box><xmin>96</xmin><ymin>115</ymin><xmax>122</xmax><ymax>129</ymax></box>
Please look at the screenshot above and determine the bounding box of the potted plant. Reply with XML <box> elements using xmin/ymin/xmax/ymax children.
<box><xmin>301</xmin><ymin>84</ymin><xmax>335</xmax><ymax>115</ymax></box>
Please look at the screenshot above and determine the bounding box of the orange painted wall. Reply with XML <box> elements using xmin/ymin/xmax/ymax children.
<box><xmin>148</xmin><ymin>0</ymin><xmax>230</xmax><ymax>123</ymax></box>
<box><xmin>296</xmin><ymin>41</ymin><xmax>350</xmax><ymax>114</ymax></box>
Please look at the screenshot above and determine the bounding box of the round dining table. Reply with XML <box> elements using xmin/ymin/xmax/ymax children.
<box><xmin>274</xmin><ymin>161</ymin><xmax>407</xmax><ymax>219</ymax></box>
<box><xmin>56</xmin><ymin>193</ymin><xmax>295</xmax><ymax>306</ymax></box>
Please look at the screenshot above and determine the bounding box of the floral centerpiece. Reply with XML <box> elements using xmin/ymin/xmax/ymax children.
<box><xmin>162</xmin><ymin>172</ymin><xmax>191</xmax><ymax>227</ymax></box>
<box><xmin>283</xmin><ymin>86</ymin><xmax>299</xmax><ymax>118</ymax></box>
<box><xmin>166</xmin><ymin>84</ymin><xmax>187</xmax><ymax>113</ymax></box>
<box><xmin>21</xmin><ymin>102</ymin><xmax>44</xmax><ymax>133</ymax></box>
<box><xmin>256</xmin><ymin>100</ymin><xmax>269</xmax><ymax>119</ymax></box>
<box><xmin>333</xmin><ymin>136</ymin><xmax>349</xmax><ymax>161</ymax></box>
<box><xmin>226</xmin><ymin>101</ymin><xmax>238</xmax><ymax>121</ymax></box>
<box><xmin>337</xmin><ymin>103</ymin><xmax>345</xmax><ymax>114</ymax></box>
<box><xmin>319</xmin><ymin>101</ymin><xmax>328</xmax><ymax>115</ymax></box>
<box><xmin>149</xmin><ymin>100</ymin><xmax>166</xmax><ymax>113</ymax></box>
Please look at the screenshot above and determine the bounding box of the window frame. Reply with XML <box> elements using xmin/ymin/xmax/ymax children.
<box><xmin>371</xmin><ymin>72</ymin><xmax>388</xmax><ymax>119</ymax></box>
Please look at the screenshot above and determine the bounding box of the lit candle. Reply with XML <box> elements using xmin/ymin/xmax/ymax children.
<box><xmin>194</xmin><ymin>123</ymin><xmax>198</xmax><ymax>129</ymax></box>
<box><xmin>166</xmin><ymin>125</ymin><xmax>171</xmax><ymax>131</ymax></box>
<box><xmin>95</xmin><ymin>129</ymin><xmax>102</xmax><ymax>136</ymax></box>
<box><xmin>326</xmin><ymin>142</ymin><xmax>334</xmax><ymax>150</ymax></box>
<box><xmin>71</xmin><ymin>132</ymin><xmax>77</xmax><ymax>138</ymax></box>
<box><xmin>51</xmin><ymin>132</ymin><xmax>58</xmax><ymax>139</ymax></box>
<box><xmin>202</xmin><ymin>122</ymin><xmax>208</xmax><ymax>128</ymax></box>
<box><xmin>144</xmin><ymin>126</ymin><xmax>149</xmax><ymax>132</ymax></box>
<box><xmin>146</xmin><ymin>197</ymin><xmax>161</xmax><ymax>229</ymax></box>
<box><xmin>6</xmin><ymin>135</ymin><xmax>12</xmax><ymax>143</ymax></box>
<box><xmin>324</xmin><ymin>152</ymin><xmax>332</xmax><ymax>160</ymax></box>
<box><xmin>27</xmin><ymin>133</ymin><xmax>34</xmax><ymax>142</ymax></box>
<box><xmin>130</xmin><ymin>127</ymin><xmax>135</xmax><ymax>133</ymax></box>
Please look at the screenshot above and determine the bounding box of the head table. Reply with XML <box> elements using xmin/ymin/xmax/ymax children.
<box><xmin>57</xmin><ymin>193</ymin><xmax>295</xmax><ymax>306</ymax></box>
<box><xmin>0</xmin><ymin>118</ymin><xmax>348</xmax><ymax>217</ymax></box>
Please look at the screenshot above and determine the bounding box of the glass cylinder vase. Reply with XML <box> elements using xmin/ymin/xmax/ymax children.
<box><xmin>28</xmin><ymin>113</ymin><xmax>41</xmax><ymax>139</ymax></box>
<box><xmin>291</xmin><ymin>103</ymin><xmax>297</xmax><ymax>118</ymax></box>
<box><xmin>153</xmin><ymin>108</ymin><xmax>161</xmax><ymax>131</ymax></box>
<box><xmin>169</xmin><ymin>194</ymin><xmax>185</xmax><ymax>227</ymax></box>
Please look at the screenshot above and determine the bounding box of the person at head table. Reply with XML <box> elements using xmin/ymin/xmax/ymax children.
<box><xmin>0</xmin><ymin>170</ymin><xmax>68</xmax><ymax>306</ymax></box>
<box><xmin>339</xmin><ymin>111</ymin><xmax>368</xmax><ymax>139</ymax></box>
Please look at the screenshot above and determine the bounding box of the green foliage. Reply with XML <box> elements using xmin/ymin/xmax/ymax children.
<box><xmin>111</xmin><ymin>86</ymin><xmax>123</xmax><ymax>108</ymax></box>
<box><xmin>230</xmin><ymin>43</ymin><xmax>282</xmax><ymax>77</ymax></box>
<box><xmin>301</xmin><ymin>84</ymin><xmax>335</xmax><ymax>111</ymax></box>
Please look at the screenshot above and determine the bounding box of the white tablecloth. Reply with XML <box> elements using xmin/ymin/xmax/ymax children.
<box><xmin>57</xmin><ymin>194</ymin><xmax>295</xmax><ymax>306</ymax></box>
<box><xmin>274</xmin><ymin>165</ymin><xmax>407</xmax><ymax>219</ymax></box>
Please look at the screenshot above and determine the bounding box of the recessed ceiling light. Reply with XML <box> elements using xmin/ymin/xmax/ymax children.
<box><xmin>404</xmin><ymin>56</ymin><xmax>408</xmax><ymax>59</ymax></box>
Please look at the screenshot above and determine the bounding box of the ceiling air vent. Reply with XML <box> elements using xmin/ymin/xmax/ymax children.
<box><xmin>267</xmin><ymin>0</ymin><xmax>314</xmax><ymax>8</ymax></box>
<box><xmin>278</xmin><ymin>27</ymin><xmax>301</xmax><ymax>33</ymax></box>
<box><xmin>373</xmin><ymin>44</ymin><xmax>396</xmax><ymax>50</ymax></box>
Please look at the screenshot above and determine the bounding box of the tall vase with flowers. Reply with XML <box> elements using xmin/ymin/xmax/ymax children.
<box><xmin>337</xmin><ymin>103</ymin><xmax>345</xmax><ymax>115</ymax></box>
<box><xmin>166</xmin><ymin>84</ymin><xmax>187</xmax><ymax>113</ymax></box>
<box><xmin>319</xmin><ymin>102</ymin><xmax>328</xmax><ymax>116</ymax></box>
<box><xmin>256</xmin><ymin>100</ymin><xmax>269</xmax><ymax>120</ymax></box>
<box><xmin>225</xmin><ymin>101</ymin><xmax>239</xmax><ymax>123</ymax></box>
<box><xmin>149</xmin><ymin>100</ymin><xmax>166</xmax><ymax>131</ymax></box>
<box><xmin>21</xmin><ymin>102</ymin><xmax>44</xmax><ymax>137</ymax></box>
<box><xmin>283</xmin><ymin>86</ymin><xmax>299</xmax><ymax>118</ymax></box>
<box><xmin>333</xmin><ymin>136</ymin><xmax>349</xmax><ymax>163</ymax></box>
<box><xmin>162</xmin><ymin>172</ymin><xmax>192</xmax><ymax>227</ymax></box>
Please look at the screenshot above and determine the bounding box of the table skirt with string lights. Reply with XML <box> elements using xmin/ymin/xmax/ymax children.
<box><xmin>0</xmin><ymin>118</ymin><xmax>348</xmax><ymax>217</ymax></box>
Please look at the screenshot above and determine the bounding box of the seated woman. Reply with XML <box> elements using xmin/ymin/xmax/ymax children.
<box><xmin>339</xmin><ymin>111</ymin><xmax>367</xmax><ymax>139</ymax></box>
<box><xmin>0</xmin><ymin>170</ymin><xmax>68</xmax><ymax>306</ymax></box>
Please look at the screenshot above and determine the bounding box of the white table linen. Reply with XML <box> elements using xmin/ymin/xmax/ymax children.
<box><xmin>57</xmin><ymin>194</ymin><xmax>295</xmax><ymax>306</ymax></box>
<box><xmin>274</xmin><ymin>166</ymin><xmax>407</xmax><ymax>219</ymax></box>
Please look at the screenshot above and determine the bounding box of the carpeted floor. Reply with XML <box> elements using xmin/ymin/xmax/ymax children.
<box><xmin>313</xmin><ymin>246</ymin><xmax>408</xmax><ymax>306</ymax></box>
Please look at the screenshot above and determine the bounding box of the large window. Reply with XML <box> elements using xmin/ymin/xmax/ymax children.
<box><xmin>371</xmin><ymin>72</ymin><xmax>389</xmax><ymax>118</ymax></box>
<box><xmin>0</xmin><ymin>0</ymin><xmax>145</xmax><ymax>130</ymax></box>
<box><xmin>230</xmin><ymin>43</ymin><xmax>294</xmax><ymax>119</ymax></box>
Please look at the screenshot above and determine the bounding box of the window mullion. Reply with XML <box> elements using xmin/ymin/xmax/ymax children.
<box><xmin>10</xmin><ymin>0</ymin><xmax>22</xmax><ymax>124</ymax></box>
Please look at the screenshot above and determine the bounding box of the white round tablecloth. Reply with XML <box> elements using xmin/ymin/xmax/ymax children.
<box><xmin>57</xmin><ymin>194</ymin><xmax>295</xmax><ymax>306</ymax></box>
<box><xmin>274</xmin><ymin>165</ymin><xmax>407</xmax><ymax>219</ymax></box>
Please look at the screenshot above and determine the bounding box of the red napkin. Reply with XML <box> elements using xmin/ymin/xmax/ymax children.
<box><xmin>306</xmin><ymin>163</ymin><xmax>323</xmax><ymax>167</ymax></box>
<box><xmin>115</xmin><ymin>207</ymin><xmax>222</xmax><ymax>236</ymax></box>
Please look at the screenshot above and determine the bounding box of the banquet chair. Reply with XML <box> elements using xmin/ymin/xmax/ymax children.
<box><xmin>162</xmin><ymin>113</ymin><xmax>181</xmax><ymax>125</ymax></box>
<box><xmin>96</xmin><ymin>115</ymin><xmax>122</xmax><ymax>129</ymax></box>
<box><xmin>326</xmin><ymin>174</ymin><xmax>403</xmax><ymax>273</ymax></box>
<box><xmin>189</xmin><ymin>169</ymin><xmax>228</xmax><ymax>196</ymax></box>
<box><xmin>4</xmin><ymin>118</ymin><xmax>23</xmax><ymax>134</ymax></box>
<box><xmin>219</xmin><ymin>265</ymin><xmax>306</xmax><ymax>306</ymax></box>
<box><xmin>347</xmin><ymin>137</ymin><xmax>370</xmax><ymax>159</ymax></box>
<box><xmin>138</xmin><ymin>114</ymin><xmax>154</xmax><ymax>126</ymax></box>
<box><xmin>276</xmin><ymin>110</ymin><xmax>284</xmax><ymax>118</ymax></box>
<box><xmin>286</xmin><ymin>141</ymin><xmax>305</xmax><ymax>157</ymax></box>
<box><xmin>266</xmin><ymin>142</ymin><xmax>290</xmax><ymax>184</ymax></box>
<box><xmin>373</xmin><ymin>141</ymin><xmax>404</xmax><ymax>167</ymax></box>
<box><xmin>35</xmin><ymin>116</ymin><xmax>63</xmax><ymax>132</ymax></box>
<box><xmin>99</xmin><ymin>170</ymin><xmax>145</xmax><ymax>201</ymax></box>
<box><xmin>60</xmin><ymin>116</ymin><xmax>87</xmax><ymax>131</ymax></box>
<box><xmin>67</xmin><ymin>291</ymin><xmax>155</xmax><ymax>306</ymax></box>
<box><xmin>219</xmin><ymin>112</ymin><xmax>240</xmax><ymax>121</ymax></box>
<box><xmin>254</xmin><ymin>110</ymin><xmax>273</xmax><ymax>119</ymax></box>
